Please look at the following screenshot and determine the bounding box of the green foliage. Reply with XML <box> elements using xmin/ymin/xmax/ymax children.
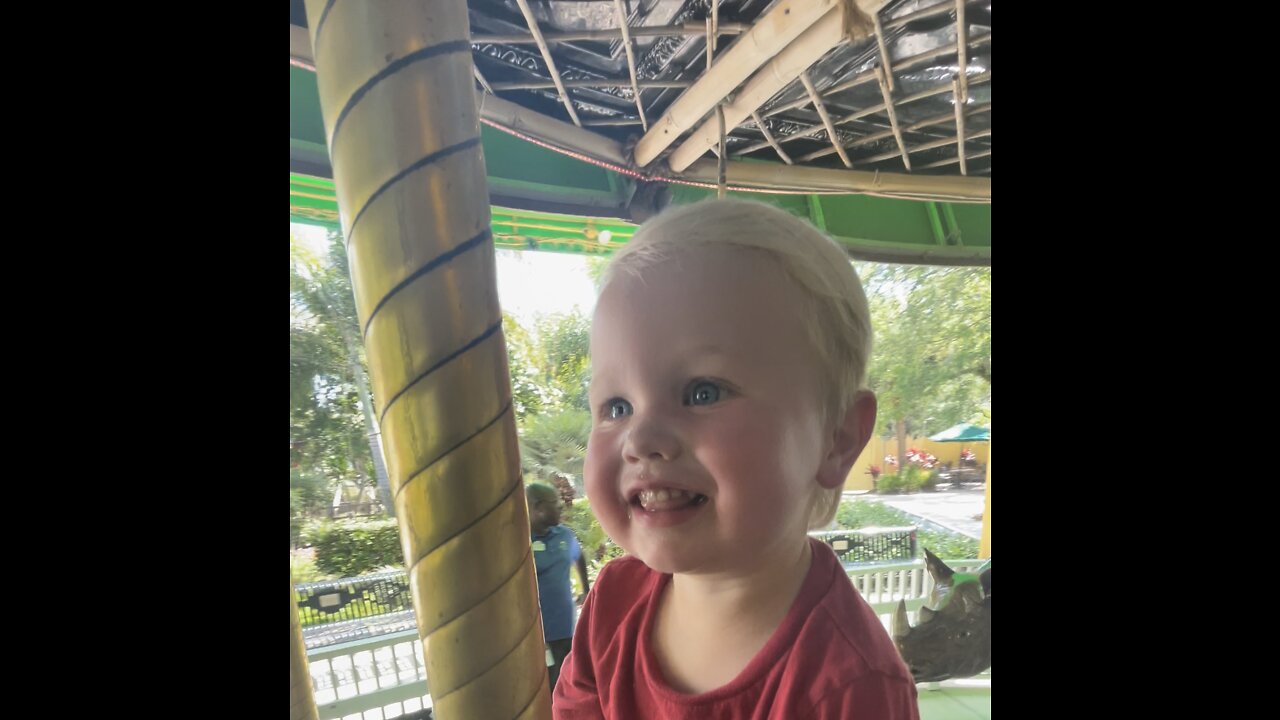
<box><xmin>833</xmin><ymin>500</ymin><xmax>979</xmax><ymax>560</ymax></box>
<box><xmin>505</xmin><ymin>310</ymin><xmax>593</xmax><ymax>418</ymax></box>
<box><xmin>290</xmin><ymin>552</ymin><xmax>328</xmax><ymax>584</ymax></box>
<box><xmin>856</xmin><ymin>263</ymin><xmax>990</xmax><ymax>439</ymax></box>
<box><xmin>307</xmin><ymin>520</ymin><xmax>405</xmax><ymax>578</ymax></box>
<box><xmin>835</xmin><ymin>500</ymin><xmax>910</xmax><ymax>529</ymax></box>
<box><xmin>519</xmin><ymin>409</ymin><xmax>592</xmax><ymax>495</ymax></box>
<box><xmin>291</xmin><ymin>468</ymin><xmax>331</xmax><ymax>547</ymax></box>
<box><xmin>504</xmin><ymin>313</ymin><xmax>554</xmax><ymax>420</ymax></box>
<box><xmin>561</xmin><ymin>499</ymin><xmax>624</xmax><ymax>582</ymax></box>
<box><xmin>290</xmin><ymin>230</ymin><xmax>377</xmax><ymax>504</ymax></box>
<box><xmin>536</xmin><ymin>312</ymin><xmax>592</xmax><ymax>413</ymax></box>
<box><xmin>875</xmin><ymin>464</ymin><xmax>938</xmax><ymax>494</ymax></box>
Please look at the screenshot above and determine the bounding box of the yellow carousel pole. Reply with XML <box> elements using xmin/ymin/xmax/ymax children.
<box><xmin>290</xmin><ymin>575</ymin><xmax>319</xmax><ymax>720</ymax></box>
<box><xmin>304</xmin><ymin>0</ymin><xmax>550</xmax><ymax>717</ymax></box>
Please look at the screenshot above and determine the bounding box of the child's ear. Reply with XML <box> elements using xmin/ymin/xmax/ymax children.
<box><xmin>817</xmin><ymin>390</ymin><xmax>877</xmax><ymax>489</ymax></box>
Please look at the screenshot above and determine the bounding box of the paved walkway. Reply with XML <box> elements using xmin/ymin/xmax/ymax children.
<box><xmin>847</xmin><ymin>486</ymin><xmax>986</xmax><ymax>539</ymax></box>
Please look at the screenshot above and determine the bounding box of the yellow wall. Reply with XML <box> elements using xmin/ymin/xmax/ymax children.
<box><xmin>844</xmin><ymin>435</ymin><xmax>990</xmax><ymax>491</ymax></box>
<box><xmin>979</xmin><ymin>444</ymin><xmax>991</xmax><ymax>558</ymax></box>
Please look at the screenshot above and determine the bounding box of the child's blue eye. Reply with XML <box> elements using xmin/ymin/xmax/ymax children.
<box><xmin>606</xmin><ymin>399</ymin><xmax>633</xmax><ymax>419</ymax></box>
<box><xmin>685</xmin><ymin>381</ymin><xmax>723</xmax><ymax>406</ymax></box>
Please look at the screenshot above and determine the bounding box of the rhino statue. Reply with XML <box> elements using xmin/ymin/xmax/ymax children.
<box><xmin>892</xmin><ymin>548</ymin><xmax>990</xmax><ymax>683</ymax></box>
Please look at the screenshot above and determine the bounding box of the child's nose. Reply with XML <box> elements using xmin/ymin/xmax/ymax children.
<box><xmin>622</xmin><ymin>414</ymin><xmax>682</xmax><ymax>463</ymax></box>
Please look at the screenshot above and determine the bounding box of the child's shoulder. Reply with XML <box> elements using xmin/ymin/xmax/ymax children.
<box><xmin>804</xmin><ymin>579</ymin><xmax>913</xmax><ymax>680</ymax></box>
<box><xmin>783</xmin><ymin>542</ymin><xmax>915</xmax><ymax>681</ymax></box>
<box><xmin>595</xmin><ymin>554</ymin><xmax>651</xmax><ymax>585</ymax></box>
<box><xmin>589</xmin><ymin>555</ymin><xmax>657</xmax><ymax>609</ymax></box>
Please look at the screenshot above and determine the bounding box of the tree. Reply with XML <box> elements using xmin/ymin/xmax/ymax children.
<box><xmin>857</xmin><ymin>263</ymin><xmax>991</xmax><ymax>467</ymax></box>
<box><xmin>585</xmin><ymin>256</ymin><xmax>610</xmax><ymax>291</ymax></box>
<box><xmin>518</xmin><ymin>409</ymin><xmax>592</xmax><ymax>496</ymax></box>
<box><xmin>503</xmin><ymin>310</ymin><xmax>594</xmax><ymax>494</ymax></box>
<box><xmin>504</xmin><ymin>313</ymin><xmax>554</xmax><ymax>421</ymax></box>
<box><xmin>290</xmin><ymin>231</ymin><xmax>393</xmax><ymax>517</ymax></box>
<box><xmin>291</xmin><ymin>467</ymin><xmax>330</xmax><ymax>546</ymax></box>
<box><xmin>505</xmin><ymin>310</ymin><xmax>593</xmax><ymax>419</ymax></box>
<box><xmin>535</xmin><ymin>312</ymin><xmax>592</xmax><ymax>414</ymax></box>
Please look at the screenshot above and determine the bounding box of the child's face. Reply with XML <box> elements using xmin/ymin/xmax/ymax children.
<box><xmin>585</xmin><ymin>247</ymin><xmax>834</xmax><ymax>575</ymax></box>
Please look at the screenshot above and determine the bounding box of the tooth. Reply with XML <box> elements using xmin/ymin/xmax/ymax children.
<box><xmin>670</xmin><ymin>489</ymin><xmax>686</xmax><ymax>498</ymax></box>
<box><xmin>655</xmin><ymin>489</ymin><xmax>670</xmax><ymax>502</ymax></box>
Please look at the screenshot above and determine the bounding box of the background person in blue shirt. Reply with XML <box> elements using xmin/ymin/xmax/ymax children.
<box><xmin>527</xmin><ymin>482</ymin><xmax>591</xmax><ymax>691</ymax></box>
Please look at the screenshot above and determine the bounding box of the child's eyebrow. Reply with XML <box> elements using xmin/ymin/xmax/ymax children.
<box><xmin>685</xmin><ymin>345</ymin><xmax>730</xmax><ymax>360</ymax></box>
<box><xmin>586</xmin><ymin>373</ymin><xmax>613</xmax><ymax>397</ymax></box>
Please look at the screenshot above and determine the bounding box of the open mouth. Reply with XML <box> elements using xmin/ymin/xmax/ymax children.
<box><xmin>629</xmin><ymin>488</ymin><xmax>709</xmax><ymax>512</ymax></box>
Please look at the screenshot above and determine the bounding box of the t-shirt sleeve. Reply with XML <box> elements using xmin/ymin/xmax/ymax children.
<box><xmin>802</xmin><ymin>671</ymin><xmax>920</xmax><ymax>720</ymax></box>
<box><xmin>552</xmin><ymin>563</ymin><xmax>605</xmax><ymax>720</ymax></box>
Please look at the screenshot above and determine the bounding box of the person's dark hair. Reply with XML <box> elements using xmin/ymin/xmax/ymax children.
<box><xmin>526</xmin><ymin>483</ymin><xmax>559</xmax><ymax>505</ymax></box>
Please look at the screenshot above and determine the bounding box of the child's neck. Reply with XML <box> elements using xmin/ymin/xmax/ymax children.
<box><xmin>667</xmin><ymin>537</ymin><xmax>812</xmax><ymax>626</ymax></box>
<box><xmin>654</xmin><ymin>538</ymin><xmax>813</xmax><ymax>693</ymax></box>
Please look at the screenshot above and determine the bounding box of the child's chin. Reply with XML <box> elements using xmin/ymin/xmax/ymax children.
<box><xmin>636</xmin><ymin>547</ymin><xmax>705</xmax><ymax>575</ymax></box>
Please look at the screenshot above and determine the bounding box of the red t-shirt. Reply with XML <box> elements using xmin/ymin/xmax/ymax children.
<box><xmin>553</xmin><ymin>538</ymin><xmax>920</xmax><ymax>719</ymax></box>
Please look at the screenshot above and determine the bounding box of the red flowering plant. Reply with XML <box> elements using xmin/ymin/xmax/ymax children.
<box><xmin>905</xmin><ymin>448</ymin><xmax>939</xmax><ymax>469</ymax></box>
